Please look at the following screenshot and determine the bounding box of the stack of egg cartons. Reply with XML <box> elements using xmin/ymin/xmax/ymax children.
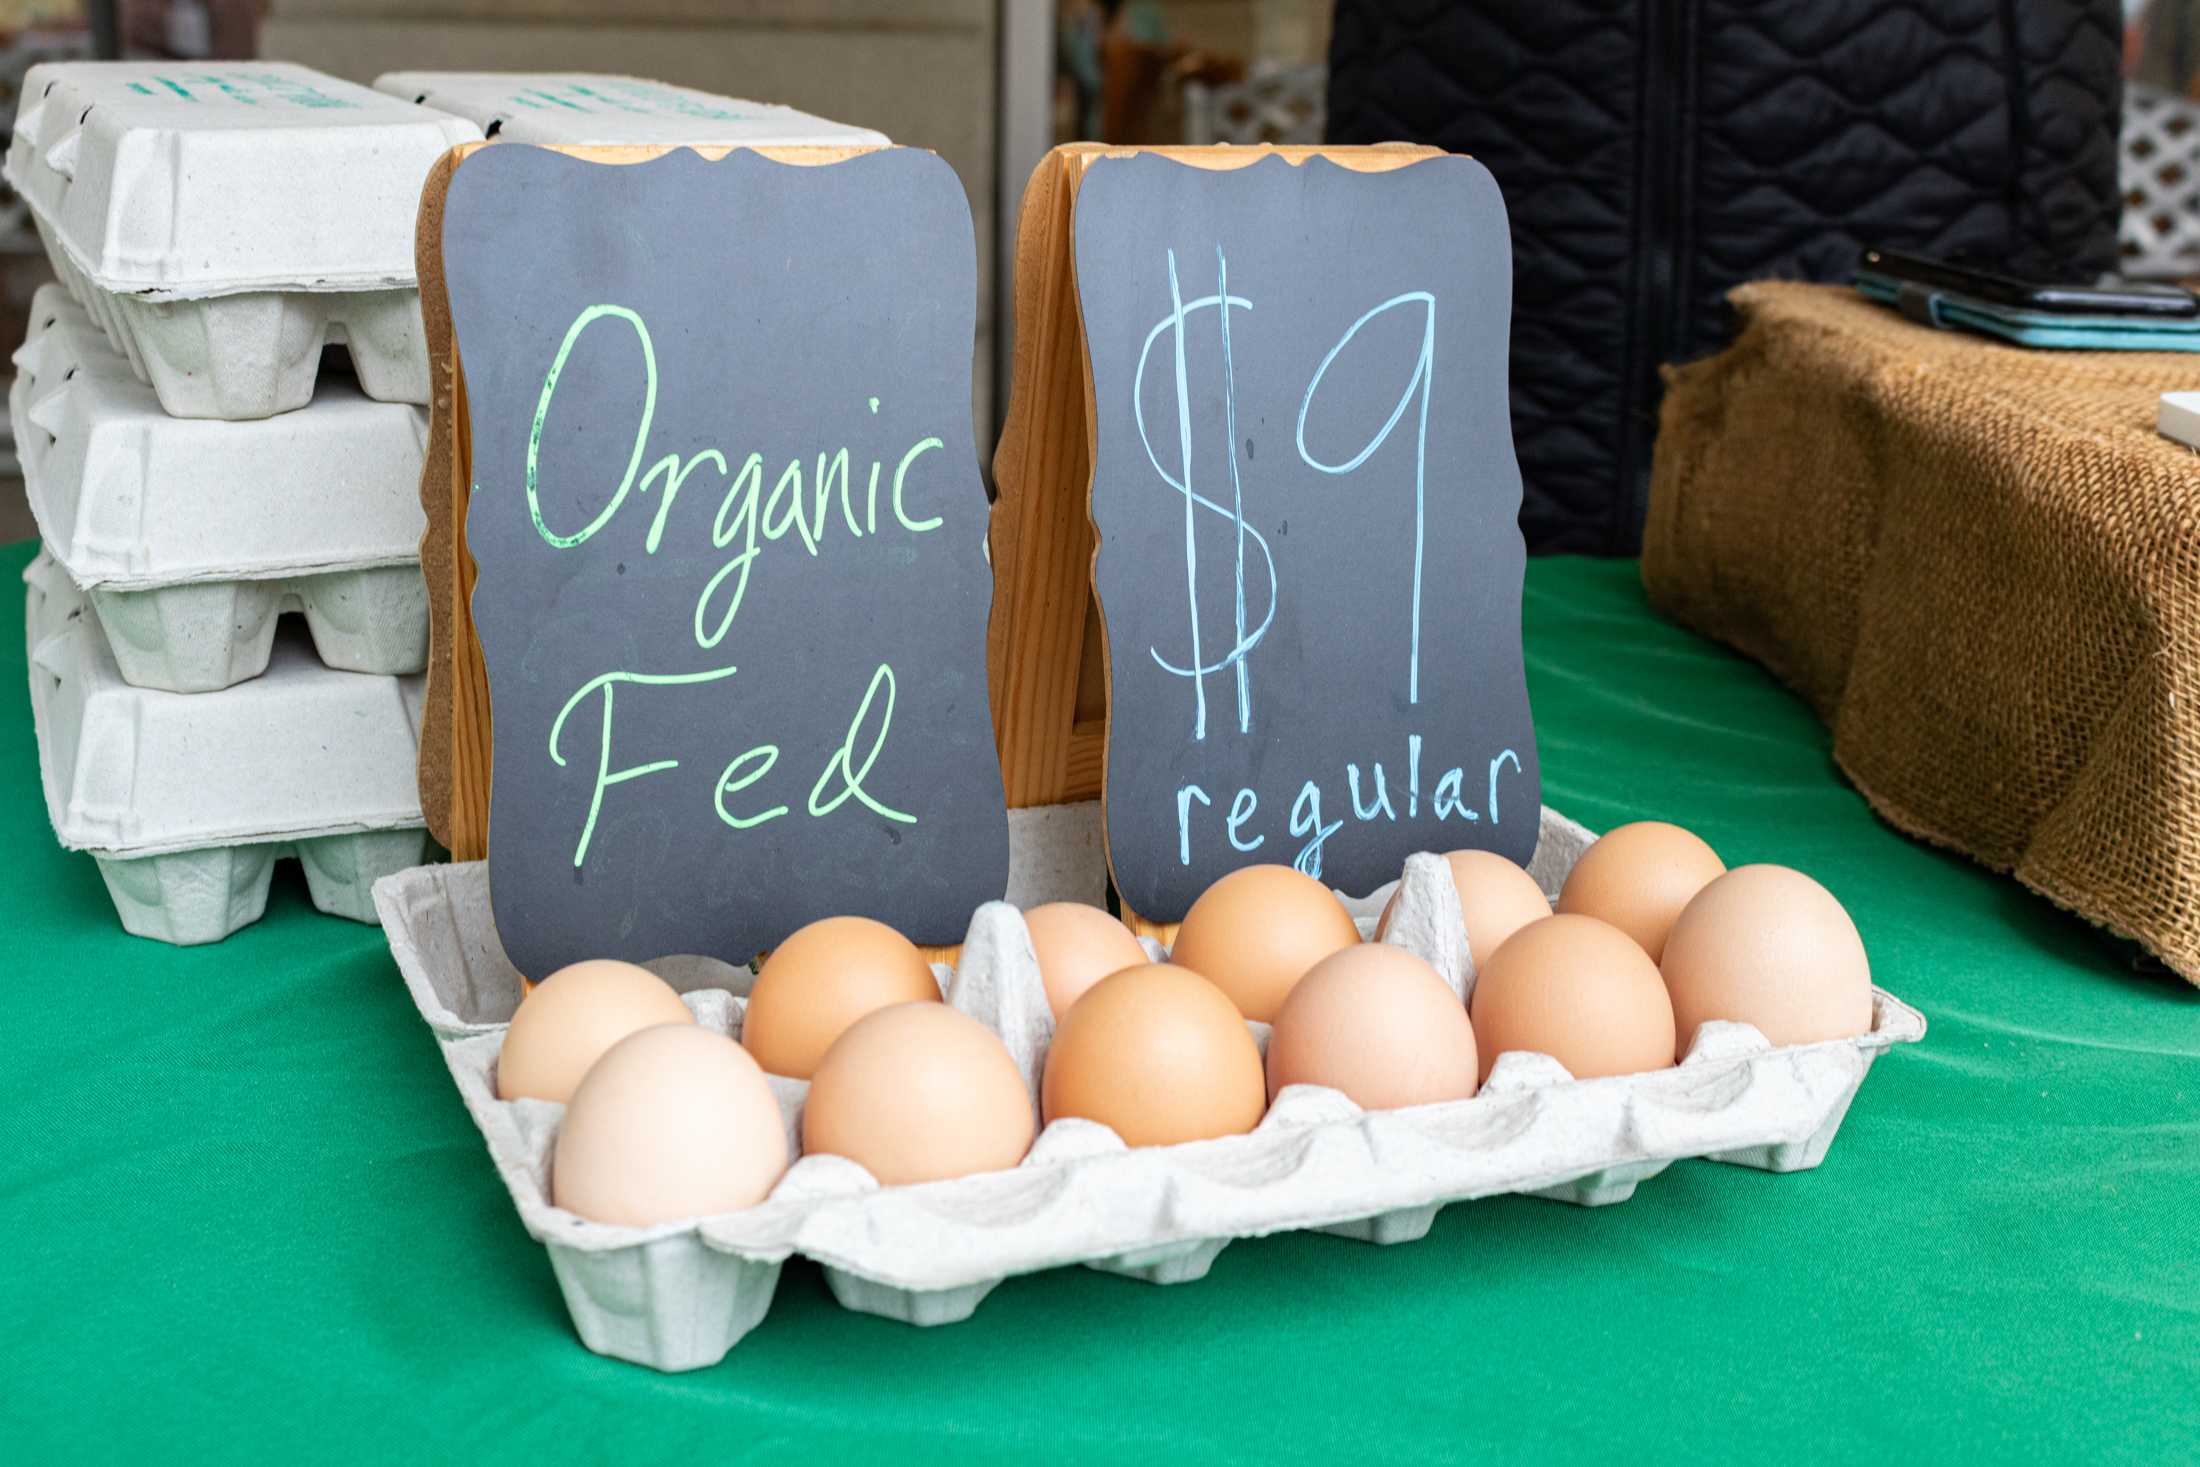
<box><xmin>9</xmin><ymin>62</ymin><xmax>481</xmax><ymax>943</ymax></box>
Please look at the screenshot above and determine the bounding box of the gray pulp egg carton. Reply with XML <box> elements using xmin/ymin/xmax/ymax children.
<box><xmin>375</xmin><ymin>803</ymin><xmax>1925</xmax><ymax>1372</ymax></box>
<box><xmin>371</xmin><ymin>72</ymin><xmax>889</xmax><ymax>149</ymax></box>
<box><xmin>14</xmin><ymin>285</ymin><xmax>430</xmax><ymax>693</ymax></box>
<box><xmin>27</xmin><ymin>553</ymin><xmax>431</xmax><ymax>944</ymax></box>
<box><xmin>3</xmin><ymin>62</ymin><xmax>481</xmax><ymax>420</ymax></box>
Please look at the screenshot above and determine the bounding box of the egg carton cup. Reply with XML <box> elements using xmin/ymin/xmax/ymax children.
<box><xmin>376</xmin><ymin>804</ymin><xmax>1925</xmax><ymax>1371</ymax></box>
<box><xmin>4</xmin><ymin>62</ymin><xmax>482</xmax><ymax>418</ymax></box>
<box><xmin>13</xmin><ymin>287</ymin><xmax>429</xmax><ymax>692</ymax></box>
<box><xmin>27</xmin><ymin>552</ymin><xmax>430</xmax><ymax>944</ymax></box>
<box><xmin>372</xmin><ymin>73</ymin><xmax>890</xmax><ymax>149</ymax></box>
<box><xmin>36</xmin><ymin>243</ymin><xmax>430</xmax><ymax>419</ymax></box>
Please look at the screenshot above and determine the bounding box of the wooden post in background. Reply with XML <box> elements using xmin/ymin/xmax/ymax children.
<box><xmin>987</xmin><ymin>145</ymin><xmax>1108</xmax><ymax>811</ymax></box>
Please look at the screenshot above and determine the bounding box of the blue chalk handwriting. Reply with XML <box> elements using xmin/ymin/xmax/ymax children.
<box><xmin>1297</xmin><ymin>292</ymin><xmax>1437</xmax><ymax>706</ymax></box>
<box><xmin>1135</xmin><ymin>251</ymin><xmax>1276</xmax><ymax>742</ymax></box>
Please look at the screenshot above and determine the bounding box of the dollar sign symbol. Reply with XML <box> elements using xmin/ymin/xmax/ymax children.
<box><xmin>1134</xmin><ymin>246</ymin><xmax>1277</xmax><ymax>741</ymax></box>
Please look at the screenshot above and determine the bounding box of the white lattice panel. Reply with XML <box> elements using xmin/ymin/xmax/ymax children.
<box><xmin>1184</xmin><ymin>63</ymin><xmax>1326</xmax><ymax>147</ymax></box>
<box><xmin>2122</xmin><ymin>83</ymin><xmax>2200</xmax><ymax>279</ymax></box>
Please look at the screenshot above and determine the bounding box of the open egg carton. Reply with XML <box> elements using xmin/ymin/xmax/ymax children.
<box><xmin>26</xmin><ymin>553</ymin><xmax>430</xmax><ymax>943</ymax></box>
<box><xmin>371</xmin><ymin>72</ymin><xmax>889</xmax><ymax>149</ymax></box>
<box><xmin>375</xmin><ymin>804</ymin><xmax>1924</xmax><ymax>1371</ymax></box>
<box><xmin>13</xmin><ymin>285</ymin><xmax>429</xmax><ymax>692</ymax></box>
<box><xmin>3</xmin><ymin>62</ymin><xmax>481</xmax><ymax>420</ymax></box>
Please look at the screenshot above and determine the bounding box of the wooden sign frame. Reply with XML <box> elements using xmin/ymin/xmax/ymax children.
<box><xmin>985</xmin><ymin>142</ymin><xmax>1444</xmax><ymax>941</ymax></box>
<box><xmin>413</xmin><ymin>140</ymin><xmax>972</xmax><ymax>964</ymax></box>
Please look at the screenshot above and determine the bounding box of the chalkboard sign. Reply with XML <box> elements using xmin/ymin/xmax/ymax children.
<box><xmin>1076</xmin><ymin>152</ymin><xmax>1539</xmax><ymax>921</ymax></box>
<box><xmin>443</xmin><ymin>145</ymin><xmax>1008</xmax><ymax>976</ymax></box>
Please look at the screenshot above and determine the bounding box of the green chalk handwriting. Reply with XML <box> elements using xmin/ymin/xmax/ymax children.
<box><xmin>529</xmin><ymin>304</ymin><xmax>658</xmax><ymax>549</ymax></box>
<box><xmin>550</xmin><ymin>664</ymin><xmax>740</xmax><ymax>867</ymax></box>
<box><xmin>808</xmin><ymin>663</ymin><xmax>916</xmax><ymax>825</ymax></box>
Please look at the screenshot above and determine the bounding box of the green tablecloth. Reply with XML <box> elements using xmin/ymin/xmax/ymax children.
<box><xmin>6</xmin><ymin>540</ymin><xmax>2196</xmax><ymax>1465</ymax></box>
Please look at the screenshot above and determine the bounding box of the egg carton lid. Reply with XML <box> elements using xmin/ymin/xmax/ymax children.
<box><xmin>372</xmin><ymin>73</ymin><xmax>888</xmax><ymax>149</ymax></box>
<box><xmin>3</xmin><ymin>62</ymin><xmax>482</xmax><ymax>299</ymax></box>
<box><xmin>375</xmin><ymin>807</ymin><xmax>1925</xmax><ymax>1364</ymax></box>
<box><xmin>13</xmin><ymin>286</ymin><xmax>428</xmax><ymax>591</ymax></box>
<box><xmin>26</xmin><ymin>550</ymin><xmax>427</xmax><ymax>857</ymax></box>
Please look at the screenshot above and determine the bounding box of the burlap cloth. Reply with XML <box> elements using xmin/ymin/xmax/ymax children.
<box><xmin>1644</xmin><ymin>283</ymin><xmax>2200</xmax><ymax>984</ymax></box>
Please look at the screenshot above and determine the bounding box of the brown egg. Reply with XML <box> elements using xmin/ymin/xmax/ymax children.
<box><xmin>1041</xmin><ymin>963</ymin><xmax>1266</xmax><ymax>1146</ymax></box>
<box><xmin>803</xmin><ymin>1002</ymin><xmax>1036</xmax><ymax>1185</ymax></box>
<box><xmin>1470</xmin><ymin>914</ymin><xmax>1676</xmax><ymax>1083</ymax></box>
<box><xmin>1557</xmin><ymin>821</ymin><xmax>1726</xmax><ymax>962</ymax></box>
<box><xmin>1023</xmin><ymin>902</ymin><xmax>1149</xmax><ymax>1020</ymax></box>
<box><xmin>496</xmin><ymin>958</ymin><xmax>695</xmax><ymax>1104</ymax></box>
<box><xmin>742</xmin><ymin>915</ymin><xmax>940</xmax><ymax>1079</ymax></box>
<box><xmin>552</xmin><ymin>1024</ymin><xmax>788</xmax><ymax>1226</ymax></box>
<box><xmin>1266</xmin><ymin>943</ymin><xmax>1478</xmax><ymax>1109</ymax></box>
<box><xmin>1376</xmin><ymin>848</ymin><xmax>1553</xmax><ymax>968</ymax></box>
<box><xmin>1168</xmin><ymin>864</ymin><xmax>1361</xmax><ymax>1022</ymax></box>
<box><xmin>1662</xmin><ymin>864</ymin><xmax>1874</xmax><ymax>1053</ymax></box>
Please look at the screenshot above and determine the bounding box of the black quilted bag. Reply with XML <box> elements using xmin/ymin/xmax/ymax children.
<box><xmin>1327</xmin><ymin>0</ymin><xmax>2125</xmax><ymax>554</ymax></box>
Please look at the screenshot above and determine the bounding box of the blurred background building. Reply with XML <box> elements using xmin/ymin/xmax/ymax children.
<box><xmin>0</xmin><ymin>0</ymin><xmax>2186</xmax><ymax>545</ymax></box>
